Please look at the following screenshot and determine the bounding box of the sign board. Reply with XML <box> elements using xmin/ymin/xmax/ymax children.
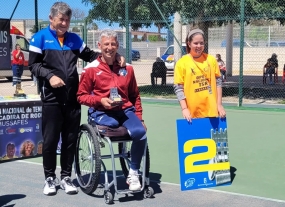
<box><xmin>0</xmin><ymin>19</ymin><xmax>10</xmax><ymax>69</ymax></box>
<box><xmin>0</xmin><ymin>98</ymin><xmax>43</xmax><ymax>162</ymax></box>
<box><xmin>176</xmin><ymin>118</ymin><xmax>231</xmax><ymax>191</ymax></box>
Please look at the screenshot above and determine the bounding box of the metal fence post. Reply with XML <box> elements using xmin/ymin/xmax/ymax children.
<box><xmin>125</xmin><ymin>0</ymin><xmax>130</xmax><ymax>63</ymax></box>
<box><xmin>238</xmin><ymin>0</ymin><xmax>245</xmax><ymax>107</ymax></box>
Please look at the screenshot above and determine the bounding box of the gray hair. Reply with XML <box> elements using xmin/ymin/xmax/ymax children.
<box><xmin>99</xmin><ymin>29</ymin><xmax>118</xmax><ymax>43</ymax></box>
<box><xmin>49</xmin><ymin>2</ymin><xmax>72</xmax><ymax>18</ymax></box>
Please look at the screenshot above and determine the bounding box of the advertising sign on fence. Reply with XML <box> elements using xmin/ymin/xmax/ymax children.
<box><xmin>0</xmin><ymin>98</ymin><xmax>43</xmax><ymax>162</ymax></box>
<box><xmin>176</xmin><ymin>118</ymin><xmax>231</xmax><ymax>191</ymax></box>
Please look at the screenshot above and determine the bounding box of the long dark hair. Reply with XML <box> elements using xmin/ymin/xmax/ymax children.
<box><xmin>216</xmin><ymin>54</ymin><xmax>225</xmax><ymax>64</ymax></box>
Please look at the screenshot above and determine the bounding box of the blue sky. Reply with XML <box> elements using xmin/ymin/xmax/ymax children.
<box><xmin>1</xmin><ymin>0</ymin><xmax>122</xmax><ymax>30</ymax></box>
<box><xmin>1</xmin><ymin>0</ymin><xmax>90</xmax><ymax>20</ymax></box>
<box><xmin>1</xmin><ymin>0</ymin><xmax>164</xmax><ymax>33</ymax></box>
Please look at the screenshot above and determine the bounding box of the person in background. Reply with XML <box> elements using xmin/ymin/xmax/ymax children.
<box><xmin>150</xmin><ymin>57</ymin><xmax>167</xmax><ymax>86</ymax></box>
<box><xmin>28</xmin><ymin>2</ymin><xmax>125</xmax><ymax>196</ymax></box>
<box><xmin>12</xmin><ymin>44</ymin><xmax>25</xmax><ymax>89</ymax></box>
<box><xmin>263</xmin><ymin>58</ymin><xmax>274</xmax><ymax>84</ymax></box>
<box><xmin>267</xmin><ymin>53</ymin><xmax>278</xmax><ymax>84</ymax></box>
<box><xmin>174</xmin><ymin>28</ymin><xmax>226</xmax><ymax>122</ymax></box>
<box><xmin>216</xmin><ymin>54</ymin><xmax>226</xmax><ymax>82</ymax></box>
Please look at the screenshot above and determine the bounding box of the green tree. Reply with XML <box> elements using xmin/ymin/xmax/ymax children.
<box><xmin>178</xmin><ymin>0</ymin><xmax>285</xmax><ymax>52</ymax></box>
<box><xmin>72</xmin><ymin>8</ymin><xmax>86</xmax><ymax>21</ymax></box>
<box><xmin>147</xmin><ymin>0</ymin><xmax>179</xmax><ymax>40</ymax></box>
<box><xmin>72</xmin><ymin>27</ymin><xmax>81</xmax><ymax>32</ymax></box>
<box><xmin>82</xmin><ymin>0</ymin><xmax>285</xmax><ymax>50</ymax></box>
<box><xmin>29</xmin><ymin>25</ymin><xmax>37</xmax><ymax>35</ymax></box>
<box><xmin>88</xmin><ymin>22</ymin><xmax>99</xmax><ymax>30</ymax></box>
<box><xmin>82</xmin><ymin>0</ymin><xmax>178</xmax><ymax>37</ymax></box>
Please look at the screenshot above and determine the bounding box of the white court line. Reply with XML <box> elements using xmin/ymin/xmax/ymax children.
<box><xmin>18</xmin><ymin>160</ymin><xmax>285</xmax><ymax>204</ymax></box>
<box><xmin>153</xmin><ymin>181</ymin><xmax>285</xmax><ymax>204</ymax></box>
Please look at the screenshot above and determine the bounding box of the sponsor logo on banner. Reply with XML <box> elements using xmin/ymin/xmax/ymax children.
<box><xmin>0</xmin><ymin>129</ymin><xmax>3</xmax><ymax>135</ymax></box>
<box><xmin>184</xmin><ymin>178</ymin><xmax>195</xmax><ymax>188</ymax></box>
<box><xmin>19</xmin><ymin>127</ymin><xmax>33</xmax><ymax>133</ymax></box>
<box><xmin>35</xmin><ymin>123</ymin><xmax>40</xmax><ymax>132</ymax></box>
<box><xmin>5</xmin><ymin>127</ymin><xmax>16</xmax><ymax>134</ymax></box>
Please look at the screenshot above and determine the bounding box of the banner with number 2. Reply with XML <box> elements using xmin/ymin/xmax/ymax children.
<box><xmin>176</xmin><ymin>118</ymin><xmax>231</xmax><ymax>191</ymax></box>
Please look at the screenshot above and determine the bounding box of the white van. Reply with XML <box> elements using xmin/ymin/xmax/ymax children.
<box><xmin>161</xmin><ymin>43</ymin><xmax>187</xmax><ymax>70</ymax></box>
<box><xmin>0</xmin><ymin>26</ymin><xmax>30</xmax><ymax>81</ymax></box>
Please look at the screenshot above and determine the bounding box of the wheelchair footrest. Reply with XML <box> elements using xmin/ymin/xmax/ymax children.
<box><xmin>116</xmin><ymin>189</ymin><xmax>141</xmax><ymax>194</ymax></box>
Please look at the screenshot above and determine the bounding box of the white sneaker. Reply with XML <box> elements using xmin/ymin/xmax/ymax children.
<box><xmin>60</xmin><ymin>176</ymin><xmax>78</xmax><ymax>194</ymax></box>
<box><xmin>43</xmin><ymin>177</ymin><xmax>57</xmax><ymax>196</ymax></box>
<box><xmin>126</xmin><ymin>173</ymin><xmax>141</xmax><ymax>191</ymax></box>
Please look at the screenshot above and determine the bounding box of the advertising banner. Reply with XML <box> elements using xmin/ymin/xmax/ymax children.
<box><xmin>0</xmin><ymin>99</ymin><xmax>43</xmax><ymax>162</ymax></box>
<box><xmin>176</xmin><ymin>118</ymin><xmax>231</xmax><ymax>191</ymax></box>
<box><xmin>0</xmin><ymin>18</ymin><xmax>10</xmax><ymax>69</ymax></box>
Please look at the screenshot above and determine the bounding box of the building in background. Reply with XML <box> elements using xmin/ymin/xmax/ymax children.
<box><xmin>11</xmin><ymin>19</ymin><xmax>43</xmax><ymax>40</ymax></box>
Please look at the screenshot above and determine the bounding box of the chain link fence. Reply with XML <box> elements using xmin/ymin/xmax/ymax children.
<box><xmin>1</xmin><ymin>0</ymin><xmax>285</xmax><ymax>105</ymax></box>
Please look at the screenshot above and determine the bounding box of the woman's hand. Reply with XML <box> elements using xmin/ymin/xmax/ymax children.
<box><xmin>182</xmin><ymin>108</ymin><xmax>192</xmax><ymax>122</ymax></box>
<box><xmin>218</xmin><ymin>104</ymin><xmax>226</xmax><ymax>118</ymax></box>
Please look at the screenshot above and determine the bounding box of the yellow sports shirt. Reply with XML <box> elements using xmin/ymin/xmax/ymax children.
<box><xmin>174</xmin><ymin>53</ymin><xmax>221</xmax><ymax>118</ymax></box>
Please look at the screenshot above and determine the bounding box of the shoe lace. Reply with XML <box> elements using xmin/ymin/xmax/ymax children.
<box><xmin>63</xmin><ymin>177</ymin><xmax>75</xmax><ymax>187</ymax></box>
<box><xmin>129</xmin><ymin>173</ymin><xmax>140</xmax><ymax>183</ymax></box>
<box><xmin>46</xmin><ymin>177</ymin><xmax>59</xmax><ymax>188</ymax></box>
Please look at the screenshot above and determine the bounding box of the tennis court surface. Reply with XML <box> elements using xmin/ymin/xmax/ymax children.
<box><xmin>1</xmin><ymin>101</ymin><xmax>285</xmax><ymax>207</ymax></box>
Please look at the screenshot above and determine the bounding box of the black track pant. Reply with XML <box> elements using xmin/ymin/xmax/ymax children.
<box><xmin>42</xmin><ymin>104</ymin><xmax>81</xmax><ymax>180</ymax></box>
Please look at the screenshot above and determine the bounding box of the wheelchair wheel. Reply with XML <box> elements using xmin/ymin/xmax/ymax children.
<box><xmin>75</xmin><ymin>124</ymin><xmax>101</xmax><ymax>195</ymax></box>
<box><xmin>118</xmin><ymin>142</ymin><xmax>150</xmax><ymax>178</ymax></box>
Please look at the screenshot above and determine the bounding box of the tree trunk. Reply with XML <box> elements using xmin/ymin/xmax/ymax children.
<box><xmin>133</xmin><ymin>35</ymin><xmax>138</xmax><ymax>41</ymax></box>
<box><xmin>198</xmin><ymin>21</ymin><xmax>210</xmax><ymax>54</ymax></box>
<box><xmin>157</xmin><ymin>23</ymin><xmax>161</xmax><ymax>41</ymax></box>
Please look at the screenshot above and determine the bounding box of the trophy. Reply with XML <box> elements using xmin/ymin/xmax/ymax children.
<box><xmin>109</xmin><ymin>87</ymin><xmax>123</xmax><ymax>106</ymax></box>
<box><xmin>14</xmin><ymin>83</ymin><xmax>26</xmax><ymax>98</ymax></box>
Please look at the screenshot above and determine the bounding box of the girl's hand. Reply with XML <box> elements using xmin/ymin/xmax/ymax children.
<box><xmin>218</xmin><ymin>105</ymin><xmax>226</xmax><ymax>118</ymax></box>
<box><xmin>182</xmin><ymin>108</ymin><xmax>192</xmax><ymax>122</ymax></box>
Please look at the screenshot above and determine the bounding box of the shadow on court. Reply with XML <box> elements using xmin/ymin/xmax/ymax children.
<box><xmin>1</xmin><ymin>102</ymin><xmax>285</xmax><ymax>206</ymax></box>
<box><xmin>1</xmin><ymin>161</ymin><xmax>284</xmax><ymax>207</ymax></box>
<box><xmin>0</xmin><ymin>194</ymin><xmax>26</xmax><ymax>207</ymax></box>
<box><xmin>230</xmin><ymin>166</ymin><xmax>237</xmax><ymax>183</ymax></box>
<box><xmin>72</xmin><ymin>171</ymin><xmax>163</xmax><ymax>200</ymax></box>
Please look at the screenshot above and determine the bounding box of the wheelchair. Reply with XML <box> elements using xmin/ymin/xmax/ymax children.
<box><xmin>74</xmin><ymin>118</ymin><xmax>154</xmax><ymax>204</ymax></box>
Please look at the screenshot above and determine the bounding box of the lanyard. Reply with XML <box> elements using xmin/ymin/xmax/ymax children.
<box><xmin>189</xmin><ymin>54</ymin><xmax>212</xmax><ymax>94</ymax></box>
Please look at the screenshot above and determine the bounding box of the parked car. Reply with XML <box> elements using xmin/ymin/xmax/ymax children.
<box><xmin>266</xmin><ymin>41</ymin><xmax>285</xmax><ymax>47</ymax></box>
<box><xmin>131</xmin><ymin>49</ymin><xmax>140</xmax><ymax>61</ymax></box>
<box><xmin>221</xmin><ymin>39</ymin><xmax>253</xmax><ymax>47</ymax></box>
<box><xmin>161</xmin><ymin>43</ymin><xmax>187</xmax><ymax>69</ymax></box>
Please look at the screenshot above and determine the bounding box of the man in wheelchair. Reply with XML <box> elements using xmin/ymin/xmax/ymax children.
<box><xmin>77</xmin><ymin>29</ymin><xmax>147</xmax><ymax>191</ymax></box>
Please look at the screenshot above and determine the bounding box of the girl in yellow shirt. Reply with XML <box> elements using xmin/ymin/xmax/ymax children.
<box><xmin>174</xmin><ymin>28</ymin><xmax>226</xmax><ymax>121</ymax></box>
